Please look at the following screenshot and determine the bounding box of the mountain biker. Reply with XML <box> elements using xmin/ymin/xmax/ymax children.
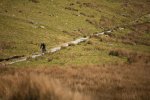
<box><xmin>40</xmin><ymin>43</ymin><xmax>46</xmax><ymax>54</ymax></box>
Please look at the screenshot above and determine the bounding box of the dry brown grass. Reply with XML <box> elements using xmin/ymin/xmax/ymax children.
<box><xmin>109</xmin><ymin>49</ymin><xmax>150</xmax><ymax>64</ymax></box>
<box><xmin>0</xmin><ymin>63</ymin><xmax>150</xmax><ymax>100</ymax></box>
<box><xmin>0</xmin><ymin>69</ymin><xmax>90</xmax><ymax>100</ymax></box>
<box><xmin>121</xmin><ymin>22</ymin><xmax>150</xmax><ymax>46</ymax></box>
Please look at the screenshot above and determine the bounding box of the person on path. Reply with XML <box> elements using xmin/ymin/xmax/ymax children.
<box><xmin>40</xmin><ymin>43</ymin><xmax>46</xmax><ymax>54</ymax></box>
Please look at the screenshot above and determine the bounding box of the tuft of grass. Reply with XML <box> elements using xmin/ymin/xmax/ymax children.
<box><xmin>109</xmin><ymin>50</ymin><xmax>119</xmax><ymax>56</ymax></box>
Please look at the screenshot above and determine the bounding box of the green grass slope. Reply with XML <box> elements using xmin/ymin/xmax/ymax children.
<box><xmin>0</xmin><ymin>0</ymin><xmax>150</xmax><ymax>60</ymax></box>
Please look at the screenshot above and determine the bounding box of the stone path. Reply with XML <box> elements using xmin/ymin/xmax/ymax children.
<box><xmin>7</xmin><ymin>36</ymin><xmax>90</xmax><ymax>65</ymax></box>
<box><xmin>0</xmin><ymin>29</ymin><xmax>117</xmax><ymax>65</ymax></box>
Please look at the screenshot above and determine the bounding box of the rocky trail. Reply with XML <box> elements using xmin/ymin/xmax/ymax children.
<box><xmin>0</xmin><ymin>29</ymin><xmax>117</xmax><ymax>65</ymax></box>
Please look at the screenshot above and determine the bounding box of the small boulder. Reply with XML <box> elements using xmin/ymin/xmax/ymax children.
<box><xmin>40</xmin><ymin>26</ymin><xmax>46</xmax><ymax>29</ymax></box>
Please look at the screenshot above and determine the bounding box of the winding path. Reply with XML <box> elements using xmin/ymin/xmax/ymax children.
<box><xmin>1</xmin><ymin>30</ymin><xmax>115</xmax><ymax>65</ymax></box>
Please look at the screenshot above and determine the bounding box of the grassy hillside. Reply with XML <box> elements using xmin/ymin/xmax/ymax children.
<box><xmin>0</xmin><ymin>0</ymin><xmax>150</xmax><ymax>100</ymax></box>
<box><xmin>12</xmin><ymin>22</ymin><xmax>150</xmax><ymax>67</ymax></box>
<box><xmin>0</xmin><ymin>0</ymin><xmax>149</xmax><ymax>59</ymax></box>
